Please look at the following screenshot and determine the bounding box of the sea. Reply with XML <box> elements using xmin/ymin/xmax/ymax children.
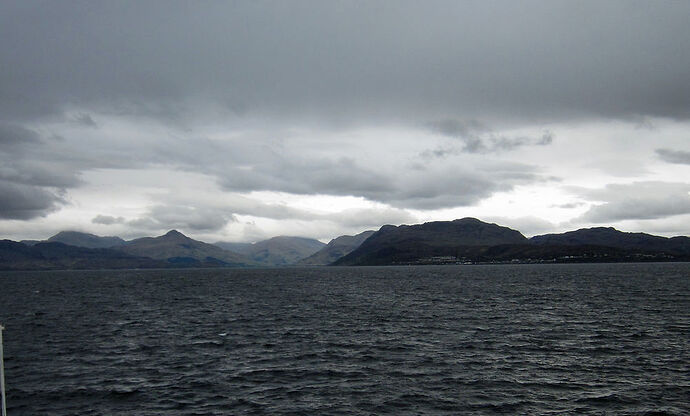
<box><xmin>0</xmin><ymin>263</ymin><xmax>688</xmax><ymax>415</ymax></box>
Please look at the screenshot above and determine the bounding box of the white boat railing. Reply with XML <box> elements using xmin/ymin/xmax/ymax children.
<box><xmin>0</xmin><ymin>323</ymin><xmax>6</xmax><ymax>416</ymax></box>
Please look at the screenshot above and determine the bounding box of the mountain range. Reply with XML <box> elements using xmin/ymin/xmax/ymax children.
<box><xmin>0</xmin><ymin>240</ymin><xmax>166</xmax><ymax>271</ymax></box>
<box><xmin>335</xmin><ymin>218</ymin><xmax>690</xmax><ymax>265</ymax></box>
<box><xmin>2</xmin><ymin>218</ymin><xmax>689</xmax><ymax>270</ymax></box>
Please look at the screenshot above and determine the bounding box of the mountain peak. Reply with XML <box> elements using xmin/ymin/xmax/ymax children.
<box><xmin>334</xmin><ymin>218</ymin><xmax>527</xmax><ymax>265</ymax></box>
<box><xmin>453</xmin><ymin>217</ymin><xmax>483</xmax><ymax>223</ymax></box>
<box><xmin>120</xmin><ymin>229</ymin><xmax>255</xmax><ymax>266</ymax></box>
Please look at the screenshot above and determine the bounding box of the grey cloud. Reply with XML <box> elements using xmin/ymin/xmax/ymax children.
<box><xmin>428</xmin><ymin>119</ymin><xmax>489</xmax><ymax>153</ymax></box>
<box><xmin>656</xmin><ymin>148</ymin><xmax>690</xmax><ymax>165</ymax></box>
<box><xmin>193</xmin><ymin>196</ymin><xmax>318</xmax><ymax>222</ymax></box>
<box><xmin>178</xmin><ymin>194</ymin><xmax>413</xmax><ymax>228</ymax></box>
<box><xmin>0</xmin><ymin>160</ymin><xmax>83</xmax><ymax>188</ymax></box>
<box><xmin>419</xmin><ymin>146</ymin><xmax>460</xmax><ymax>160</ymax></box>
<box><xmin>382</xmin><ymin>162</ymin><xmax>544</xmax><ymax>210</ymax></box>
<box><xmin>130</xmin><ymin>205</ymin><xmax>237</xmax><ymax>232</ymax></box>
<box><xmin>484</xmin><ymin>216</ymin><xmax>558</xmax><ymax>237</ymax></box>
<box><xmin>0</xmin><ymin>123</ymin><xmax>40</xmax><ymax>147</ymax></box>
<box><xmin>216</xmin><ymin>156</ymin><xmax>394</xmax><ymax>197</ymax></box>
<box><xmin>551</xmin><ymin>202</ymin><xmax>586</xmax><ymax>209</ymax></box>
<box><xmin>0</xmin><ymin>119</ymin><xmax>165</xmax><ymax>191</ymax></box>
<box><xmin>213</xmin><ymin>148</ymin><xmax>546</xmax><ymax>210</ymax></box>
<box><xmin>428</xmin><ymin>119</ymin><xmax>489</xmax><ymax>138</ymax></box>
<box><xmin>92</xmin><ymin>215</ymin><xmax>125</xmax><ymax>225</ymax></box>
<box><xmin>0</xmin><ymin>112</ymin><xmax>550</xmax><ymax>215</ymax></box>
<box><xmin>72</xmin><ymin>113</ymin><xmax>98</xmax><ymax>128</ymax></box>
<box><xmin>237</xmin><ymin>203</ymin><xmax>414</xmax><ymax>230</ymax></box>
<box><xmin>389</xmin><ymin>176</ymin><xmax>497</xmax><ymax>209</ymax></box>
<box><xmin>0</xmin><ymin>180</ymin><xmax>63</xmax><ymax>219</ymax></box>
<box><xmin>124</xmin><ymin>194</ymin><xmax>414</xmax><ymax>240</ymax></box>
<box><xmin>0</xmin><ymin>124</ymin><xmax>76</xmax><ymax>219</ymax></box>
<box><xmin>324</xmin><ymin>207</ymin><xmax>415</xmax><ymax>229</ymax></box>
<box><xmin>536</xmin><ymin>132</ymin><xmax>554</xmax><ymax>146</ymax></box>
<box><xmin>426</xmin><ymin>119</ymin><xmax>554</xmax><ymax>154</ymax></box>
<box><xmin>1</xmin><ymin>1</ymin><xmax>689</xmax><ymax>125</ymax></box>
<box><xmin>613</xmin><ymin>215</ymin><xmax>690</xmax><ymax>237</ymax></box>
<box><xmin>575</xmin><ymin>182</ymin><xmax>690</xmax><ymax>223</ymax></box>
<box><xmin>0</xmin><ymin>126</ymin><xmax>83</xmax><ymax>188</ymax></box>
<box><xmin>583</xmin><ymin>159</ymin><xmax>651</xmax><ymax>178</ymax></box>
<box><xmin>463</xmin><ymin>131</ymin><xmax>554</xmax><ymax>154</ymax></box>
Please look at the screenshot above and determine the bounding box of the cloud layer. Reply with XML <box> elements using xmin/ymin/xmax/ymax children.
<box><xmin>1</xmin><ymin>2</ymin><xmax>689</xmax><ymax>240</ymax></box>
<box><xmin>2</xmin><ymin>1</ymin><xmax>690</xmax><ymax>125</ymax></box>
<box><xmin>657</xmin><ymin>148</ymin><xmax>690</xmax><ymax>165</ymax></box>
<box><xmin>576</xmin><ymin>182</ymin><xmax>690</xmax><ymax>223</ymax></box>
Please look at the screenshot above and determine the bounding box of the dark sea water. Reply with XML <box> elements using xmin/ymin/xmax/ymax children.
<box><xmin>0</xmin><ymin>263</ymin><xmax>688</xmax><ymax>415</ymax></box>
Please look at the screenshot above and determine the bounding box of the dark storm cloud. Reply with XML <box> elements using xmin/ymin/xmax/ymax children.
<box><xmin>576</xmin><ymin>182</ymin><xmax>690</xmax><ymax>223</ymax></box>
<box><xmin>0</xmin><ymin>123</ymin><xmax>95</xmax><ymax>190</ymax></box>
<box><xmin>0</xmin><ymin>123</ymin><xmax>82</xmax><ymax>219</ymax></box>
<box><xmin>656</xmin><ymin>148</ymin><xmax>690</xmax><ymax>165</ymax></box>
<box><xmin>1</xmin><ymin>1</ymin><xmax>689</xmax><ymax>125</ymax></box>
<box><xmin>0</xmin><ymin>180</ymin><xmax>63</xmax><ymax>219</ymax></box>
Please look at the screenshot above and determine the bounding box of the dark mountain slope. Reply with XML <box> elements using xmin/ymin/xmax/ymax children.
<box><xmin>297</xmin><ymin>230</ymin><xmax>375</xmax><ymax>265</ymax></box>
<box><xmin>530</xmin><ymin>227</ymin><xmax>690</xmax><ymax>255</ymax></box>
<box><xmin>0</xmin><ymin>240</ymin><xmax>165</xmax><ymax>270</ymax></box>
<box><xmin>335</xmin><ymin>218</ymin><xmax>527</xmax><ymax>265</ymax></box>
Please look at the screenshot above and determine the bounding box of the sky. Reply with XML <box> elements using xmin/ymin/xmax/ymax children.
<box><xmin>1</xmin><ymin>0</ymin><xmax>690</xmax><ymax>243</ymax></box>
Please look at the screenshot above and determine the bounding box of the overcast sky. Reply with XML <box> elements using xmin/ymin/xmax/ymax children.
<box><xmin>1</xmin><ymin>0</ymin><xmax>689</xmax><ymax>242</ymax></box>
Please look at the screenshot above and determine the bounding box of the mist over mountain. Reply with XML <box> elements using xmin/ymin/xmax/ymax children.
<box><xmin>297</xmin><ymin>230</ymin><xmax>376</xmax><ymax>266</ymax></box>
<box><xmin>220</xmin><ymin>236</ymin><xmax>326</xmax><ymax>266</ymax></box>
<box><xmin>213</xmin><ymin>241</ymin><xmax>254</xmax><ymax>255</ymax></box>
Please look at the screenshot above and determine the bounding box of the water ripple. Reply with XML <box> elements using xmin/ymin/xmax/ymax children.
<box><xmin>0</xmin><ymin>263</ymin><xmax>688</xmax><ymax>415</ymax></box>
